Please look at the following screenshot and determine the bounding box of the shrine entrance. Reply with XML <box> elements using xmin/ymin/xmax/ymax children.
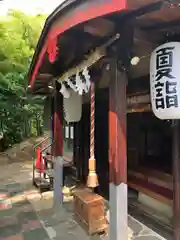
<box><xmin>27</xmin><ymin>0</ymin><xmax>180</xmax><ymax>239</ymax></box>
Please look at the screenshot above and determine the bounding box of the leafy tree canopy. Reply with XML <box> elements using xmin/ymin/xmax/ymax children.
<box><xmin>0</xmin><ymin>9</ymin><xmax>47</xmax><ymax>149</ymax></box>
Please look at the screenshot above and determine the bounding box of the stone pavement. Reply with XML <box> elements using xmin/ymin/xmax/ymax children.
<box><xmin>0</xmin><ymin>162</ymin><xmax>171</xmax><ymax>240</ymax></box>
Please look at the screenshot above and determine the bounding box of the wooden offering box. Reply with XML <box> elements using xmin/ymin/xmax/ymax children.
<box><xmin>73</xmin><ymin>188</ymin><xmax>107</xmax><ymax>235</ymax></box>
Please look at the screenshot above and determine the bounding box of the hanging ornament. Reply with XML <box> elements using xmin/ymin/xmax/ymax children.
<box><xmin>75</xmin><ymin>71</ymin><xmax>84</xmax><ymax>95</ymax></box>
<box><xmin>82</xmin><ymin>66</ymin><xmax>91</xmax><ymax>92</ymax></box>
<box><xmin>87</xmin><ymin>81</ymin><xmax>98</xmax><ymax>188</ymax></box>
<box><xmin>62</xmin><ymin>68</ymin><xmax>91</xmax><ymax>96</ymax></box>
<box><xmin>63</xmin><ymin>90</ymin><xmax>82</xmax><ymax>123</ymax></box>
<box><xmin>65</xmin><ymin>74</ymin><xmax>78</xmax><ymax>92</ymax></box>
<box><xmin>0</xmin><ymin>131</ymin><xmax>3</xmax><ymax>140</ymax></box>
<box><xmin>59</xmin><ymin>83</ymin><xmax>70</xmax><ymax>99</ymax></box>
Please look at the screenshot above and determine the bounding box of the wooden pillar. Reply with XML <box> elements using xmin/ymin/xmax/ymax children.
<box><xmin>73</xmin><ymin>122</ymin><xmax>81</xmax><ymax>181</ymax></box>
<box><xmin>42</xmin><ymin>97</ymin><xmax>53</xmax><ymax>149</ymax></box>
<box><xmin>51</xmin><ymin>96</ymin><xmax>54</xmax><ymax>142</ymax></box>
<box><xmin>109</xmin><ymin>61</ymin><xmax>128</xmax><ymax>240</ymax></box>
<box><xmin>53</xmin><ymin>91</ymin><xmax>64</xmax><ymax>207</ymax></box>
<box><xmin>173</xmin><ymin>120</ymin><xmax>180</xmax><ymax>239</ymax></box>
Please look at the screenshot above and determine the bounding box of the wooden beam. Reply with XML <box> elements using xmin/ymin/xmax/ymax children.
<box><xmin>57</xmin><ymin>34</ymin><xmax>120</xmax><ymax>83</ymax></box>
<box><xmin>134</xmin><ymin>29</ymin><xmax>162</xmax><ymax>44</ymax></box>
<box><xmin>141</xmin><ymin>18</ymin><xmax>180</xmax><ymax>31</ymax></box>
<box><xmin>33</xmin><ymin>87</ymin><xmax>52</xmax><ymax>94</ymax></box>
<box><xmin>126</xmin><ymin>0</ymin><xmax>163</xmax><ymax>17</ymax></box>
<box><xmin>83</xmin><ymin>18</ymin><xmax>115</xmax><ymax>37</ymax></box>
<box><xmin>127</xmin><ymin>104</ymin><xmax>151</xmax><ymax>113</ymax></box>
<box><xmin>36</xmin><ymin>73</ymin><xmax>53</xmax><ymax>79</ymax></box>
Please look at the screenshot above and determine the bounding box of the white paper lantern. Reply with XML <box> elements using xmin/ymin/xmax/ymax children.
<box><xmin>150</xmin><ymin>42</ymin><xmax>180</xmax><ymax>119</ymax></box>
<box><xmin>59</xmin><ymin>83</ymin><xmax>70</xmax><ymax>99</ymax></box>
<box><xmin>63</xmin><ymin>90</ymin><xmax>82</xmax><ymax>123</ymax></box>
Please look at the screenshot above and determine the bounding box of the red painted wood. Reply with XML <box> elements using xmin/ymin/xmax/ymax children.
<box><xmin>47</xmin><ymin>37</ymin><xmax>57</xmax><ymax>63</ymax></box>
<box><xmin>109</xmin><ymin>63</ymin><xmax>127</xmax><ymax>185</ymax></box>
<box><xmin>128</xmin><ymin>175</ymin><xmax>173</xmax><ymax>200</ymax></box>
<box><xmin>35</xmin><ymin>147</ymin><xmax>45</xmax><ymax>172</ymax></box>
<box><xmin>53</xmin><ymin>92</ymin><xmax>63</xmax><ymax>157</ymax></box>
<box><xmin>30</xmin><ymin>0</ymin><xmax>127</xmax><ymax>87</ymax></box>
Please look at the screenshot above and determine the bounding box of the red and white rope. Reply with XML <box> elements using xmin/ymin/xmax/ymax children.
<box><xmin>90</xmin><ymin>82</ymin><xmax>95</xmax><ymax>159</ymax></box>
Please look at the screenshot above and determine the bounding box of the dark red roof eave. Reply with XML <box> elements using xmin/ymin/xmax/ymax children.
<box><xmin>27</xmin><ymin>0</ymin><xmax>77</xmax><ymax>84</ymax></box>
<box><xmin>27</xmin><ymin>0</ymin><xmax>127</xmax><ymax>89</ymax></box>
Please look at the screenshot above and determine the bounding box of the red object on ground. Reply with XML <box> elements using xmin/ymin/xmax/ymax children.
<box><xmin>35</xmin><ymin>147</ymin><xmax>44</xmax><ymax>172</ymax></box>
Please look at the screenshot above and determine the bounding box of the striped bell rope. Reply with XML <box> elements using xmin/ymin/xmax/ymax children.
<box><xmin>87</xmin><ymin>81</ymin><xmax>98</xmax><ymax>188</ymax></box>
<box><xmin>90</xmin><ymin>82</ymin><xmax>95</xmax><ymax>159</ymax></box>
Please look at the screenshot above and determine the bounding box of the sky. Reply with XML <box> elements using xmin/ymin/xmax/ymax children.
<box><xmin>0</xmin><ymin>0</ymin><xmax>65</xmax><ymax>15</ymax></box>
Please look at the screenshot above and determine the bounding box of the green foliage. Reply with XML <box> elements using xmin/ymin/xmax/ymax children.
<box><xmin>0</xmin><ymin>10</ymin><xmax>47</xmax><ymax>149</ymax></box>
